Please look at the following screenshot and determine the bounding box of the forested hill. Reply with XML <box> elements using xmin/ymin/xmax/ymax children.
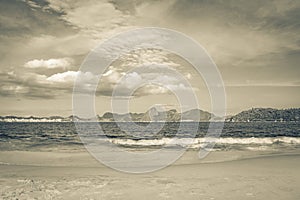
<box><xmin>226</xmin><ymin>108</ymin><xmax>300</xmax><ymax>122</ymax></box>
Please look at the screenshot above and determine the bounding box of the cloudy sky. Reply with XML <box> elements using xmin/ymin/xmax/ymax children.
<box><xmin>0</xmin><ymin>0</ymin><xmax>300</xmax><ymax>116</ymax></box>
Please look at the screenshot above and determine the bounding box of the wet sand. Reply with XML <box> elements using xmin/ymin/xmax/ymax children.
<box><xmin>0</xmin><ymin>150</ymin><xmax>300</xmax><ymax>200</ymax></box>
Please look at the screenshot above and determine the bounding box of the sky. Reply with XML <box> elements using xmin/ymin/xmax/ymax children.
<box><xmin>0</xmin><ymin>0</ymin><xmax>300</xmax><ymax>116</ymax></box>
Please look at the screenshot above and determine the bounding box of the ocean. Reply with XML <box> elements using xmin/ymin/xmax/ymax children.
<box><xmin>0</xmin><ymin>122</ymin><xmax>299</xmax><ymax>152</ymax></box>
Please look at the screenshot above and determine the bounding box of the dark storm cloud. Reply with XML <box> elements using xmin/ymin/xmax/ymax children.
<box><xmin>166</xmin><ymin>0</ymin><xmax>300</xmax><ymax>46</ymax></box>
<box><xmin>168</xmin><ymin>0</ymin><xmax>300</xmax><ymax>27</ymax></box>
<box><xmin>154</xmin><ymin>0</ymin><xmax>300</xmax><ymax>90</ymax></box>
<box><xmin>0</xmin><ymin>0</ymin><xmax>74</xmax><ymax>37</ymax></box>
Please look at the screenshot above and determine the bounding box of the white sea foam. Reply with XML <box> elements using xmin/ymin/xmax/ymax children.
<box><xmin>108</xmin><ymin>137</ymin><xmax>300</xmax><ymax>149</ymax></box>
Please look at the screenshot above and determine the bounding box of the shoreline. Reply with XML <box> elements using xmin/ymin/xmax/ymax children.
<box><xmin>1</xmin><ymin>148</ymin><xmax>300</xmax><ymax>166</ymax></box>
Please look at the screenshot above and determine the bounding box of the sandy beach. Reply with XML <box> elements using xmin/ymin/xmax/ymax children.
<box><xmin>1</xmin><ymin>149</ymin><xmax>299</xmax><ymax>200</ymax></box>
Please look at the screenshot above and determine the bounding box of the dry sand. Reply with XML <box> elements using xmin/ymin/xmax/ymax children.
<box><xmin>0</xmin><ymin>149</ymin><xmax>299</xmax><ymax>200</ymax></box>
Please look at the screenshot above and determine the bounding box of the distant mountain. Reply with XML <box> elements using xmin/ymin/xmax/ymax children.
<box><xmin>2</xmin><ymin>108</ymin><xmax>299</xmax><ymax>122</ymax></box>
<box><xmin>100</xmin><ymin>108</ymin><xmax>206</xmax><ymax>122</ymax></box>
<box><xmin>182</xmin><ymin>109</ymin><xmax>215</xmax><ymax>121</ymax></box>
<box><xmin>0</xmin><ymin>108</ymin><xmax>214</xmax><ymax>122</ymax></box>
<box><xmin>226</xmin><ymin>108</ymin><xmax>300</xmax><ymax>122</ymax></box>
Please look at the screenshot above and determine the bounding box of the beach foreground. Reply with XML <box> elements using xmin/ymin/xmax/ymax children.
<box><xmin>0</xmin><ymin>149</ymin><xmax>299</xmax><ymax>200</ymax></box>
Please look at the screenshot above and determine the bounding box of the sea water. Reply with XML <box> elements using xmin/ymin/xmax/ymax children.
<box><xmin>0</xmin><ymin>122</ymin><xmax>299</xmax><ymax>151</ymax></box>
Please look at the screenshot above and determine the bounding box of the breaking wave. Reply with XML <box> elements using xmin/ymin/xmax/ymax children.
<box><xmin>109</xmin><ymin>137</ymin><xmax>300</xmax><ymax>149</ymax></box>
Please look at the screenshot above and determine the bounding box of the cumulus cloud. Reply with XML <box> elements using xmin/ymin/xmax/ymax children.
<box><xmin>98</xmin><ymin>63</ymin><xmax>196</xmax><ymax>97</ymax></box>
<box><xmin>101</xmin><ymin>66</ymin><xmax>124</xmax><ymax>84</ymax></box>
<box><xmin>119</xmin><ymin>72</ymin><xmax>142</xmax><ymax>89</ymax></box>
<box><xmin>0</xmin><ymin>69</ymin><xmax>101</xmax><ymax>98</ymax></box>
<box><xmin>93</xmin><ymin>46</ymin><xmax>199</xmax><ymax>97</ymax></box>
<box><xmin>46</xmin><ymin>71</ymin><xmax>78</xmax><ymax>83</ymax></box>
<box><xmin>24</xmin><ymin>58</ymin><xmax>73</xmax><ymax>69</ymax></box>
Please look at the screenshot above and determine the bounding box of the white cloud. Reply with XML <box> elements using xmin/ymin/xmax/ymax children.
<box><xmin>120</xmin><ymin>72</ymin><xmax>142</xmax><ymax>89</ymax></box>
<box><xmin>185</xmin><ymin>73</ymin><xmax>192</xmax><ymax>79</ymax></box>
<box><xmin>94</xmin><ymin>44</ymin><xmax>198</xmax><ymax>96</ymax></box>
<box><xmin>101</xmin><ymin>66</ymin><xmax>123</xmax><ymax>84</ymax></box>
<box><xmin>141</xmin><ymin>85</ymin><xmax>168</xmax><ymax>94</ymax></box>
<box><xmin>46</xmin><ymin>71</ymin><xmax>78</xmax><ymax>83</ymax></box>
<box><xmin>99</xmin><ymin>64</ymin><xmax>196</xmax><ymax>97</ymax></box>
<box><xmin>24</xmin><ymin>58</ymin><xmax>73</xmax><ymax>69</ymax></box>
<box><xmin>119</xmin><ymin>49</ymin><xmax>180</xmax><ymax>69</ymax></box>
<box><xmin>46</xmin><ymin>70</ymin><xmax>99</xmax><ymax>84</ymax></box>
<box><xmin>0</xmin><ymin>69</ymin><xmax>102</xmax><ymax>98</ymax></box>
